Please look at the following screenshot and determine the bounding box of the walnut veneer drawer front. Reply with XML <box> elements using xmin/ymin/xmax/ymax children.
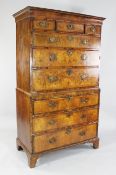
<box><xmin>56</xmin><ymin>21</ymin><xmax>84</xmax><ymax>33</ymax></box>
<box><xmin>33</xmin><ymin>90</ymin><xmax>99</xmax><ymax>114</ymax></box>
<box><xmin>85</xmin><ymin>25</ymin><xmax>101</xmax><ymax>35</ymax></box>
<box><xmin>33</xmin><ymin>123</ymin><xmax>97</xmax><ymax>153</ymax></box>
<box><xmin>33</xmin><ymin>33</ymin><xmax>100</xmax><ymax>49</ymax></box>
<box><xmin>33</xmin><ymin>107</ymin><xmax>98</xmax><ymax>133</ymax></box>
<box><xmin>33</xmin><ymin>20</ymin><xmax>55</xmax><ymax>31</ymax></box>
<box><xmin>32</xmin><ymin>68</ymin><xmax>99</xmax><ymax>91</ymax></box>
<box><xmin>33</xmin><ymin>49</ymin><xmax>100</xmax><ymax>67</ymax></box>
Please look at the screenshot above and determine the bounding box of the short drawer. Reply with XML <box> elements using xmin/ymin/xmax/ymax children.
<box><xmin>33</xmin><ymin>33</ymin><xmax>100</xmax><ymax>49</ymax></box>
<box><xmin>32</xmin><ymin>48</ymin><xmax>100</xmax><ymax>67</ymax></box>
<box><xmin>33</xmin><ymin>20</ymin><xmax>55</xmax><ymax>31</ymax></box>
<box><xmin>85</xmin><ymin>25</ymin><xmax>101</xmax><ymax>35</ymax></box>
<box><xmin>33</xmin><ymin>123</ymin><xmax>97</xmax><ymax>153</ymax></box>
<box><xmin>33</xmin><ymin>90</ymin><xmax>99</xmax><ymax>114</ymax></box>
<box><xmin>33</xmin><ymin>107</ymin><xmax>98</xmax><ymax>133</ymax></box>
<box><xmin>56</xmin><ymin>21</ymin><xmax>84</xmax><ymax>33</ymax></box>
<box><xmin>32</xmin><ymin>68</ymin><xmax>99</xmax><ymax>91</ymax></box>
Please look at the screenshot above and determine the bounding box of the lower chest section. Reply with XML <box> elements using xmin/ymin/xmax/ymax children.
<box><xmin>31</xmin><ymin>89</ymin><xmax>99</xmax><ymax>153</ymax></box>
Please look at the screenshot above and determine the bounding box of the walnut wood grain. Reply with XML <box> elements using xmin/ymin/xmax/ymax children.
<box><xmin>33</xmin><ymin>123</ymin><xmax>97</xmax><ymax>153</ymax></box>
<box><xmin>33</xmin><ymin>107</ymin><xmax>98</xmax><ymax>133</ymax></box>
<box><xmin>32</xmin><ymin>68</ymin><xmax>99</xmax><ymax>91</ymax></box>
<box><xmin>33</xmin><ymin>33</ymin><xmax>101</xmax><ymax>49</ymax></box>
<box><xmin>33</xmin><ymin>90</ymin><xmax>99</xmax><ymax>114</ymax></box>
<box><xmin>32</xmin><ymin>48</ymin><xmax>100</xmax><ymax>68</ymax></box>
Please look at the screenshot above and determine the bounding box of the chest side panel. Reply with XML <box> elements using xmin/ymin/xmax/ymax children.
<box><xmin>16</xmin><ymin>18</ymin><xmax>31</xmax><ymax>92</ymax></box>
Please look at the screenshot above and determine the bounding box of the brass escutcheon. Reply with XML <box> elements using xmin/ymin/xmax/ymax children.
<box><xmin>81</xmin><ymin>54</ymin><xmax>88</xmax><ymax>61</ymax></box>
<box><xmin>49</xmin><ymin>53</ymin><xmax>57</xmax><ymax>61</ymax></box>
<box><xmin>39</xmin><ymin>20</ymin><xmax>48</xmax><ymax>28</ymax></box>
<box><xmin>48</xmin><ymin>119</ymin><xmax>56</xmax><ymax>125</ymax></box>
<box><xmin>65</xmin><ymin>127</ymin><xmax>72</xmax><ymax>135</ymax></box>
<box><xmin>48</xmin><ymin>101</ymin><xmax>57</xmax><ymax>108</ymax></box>
<box><xmin>79</xmin><ymin>130</ymin><xmax>86</xmax><ymax>136</ymax></box>
<box><xmin>66</xmin><ymin>69</ymin><xmax>73</xmax><ymax>76</ymax></box>
<box><xmin>48</xmin><ymin>76</ymin><xmax>58</xmax><ymax>83</ymax></box>
<box><xmin>67</xmin><ymin>23</ymin><xmax>74</xmax><ymax>30</ymax></box>
<box><xmin>90</xmin><ymin>25</ymin><xmax>96</xmax><ymax>33</ymax></box>
<box><xmin>48</xmin><ymin>137</ymin><xmax>56</xmax><ymax>144</ymax></box>
<box><xmin>80</xmin><ymin>97</ymin><xmax>89</xmax><ymax>104</ymax></box>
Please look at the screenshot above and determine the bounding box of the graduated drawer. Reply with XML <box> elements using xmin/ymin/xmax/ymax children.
<box><xmin>33</xmin><ymin>19</ymin><xmax>55</xmax><ymax>31</ymax></box>
<box><xmin>56</xmin><ymin>21</ymin><xmax>84</xmax><ymax>33</ymax></box>
<box><xmin>33</xmin><ymin>107</ymin><xmax>98</xmax><ymax>133</ymax></box>
<box><xmin>33</xmin><ymin>123</ymin><xmax>97</xmax><ymax>153</ymax></box>
<box><xmin>32</xmin><ymin>68</ymin><xmax>99</xmax><ymax>91</ymax></box>
<box><xmin>32</xmin><ymin>48</ymin><xmax>100</xmax><ymax>67</ymax></box>
<box><xmin>33</xmin><ymin>33</ymin><xmax>100</xmax><ymax>49</ymax></box>
<box><xmin>33</xmin><ymin>90</ymin><xmax>99</xmax><ymax>114</ymax></box>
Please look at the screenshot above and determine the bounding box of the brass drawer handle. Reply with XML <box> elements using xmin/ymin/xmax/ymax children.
<box><xmin>66</xmin><ymin>95</ymin><xmax>73</xmax><ymax>101</ymax></box>
<box><xmin>90</xmin><ymin>26</ymin><xmax>96</xmax><ymax>33</ymax></box>
<box><xmin>39</xmin><ymin>20</ymin><xmax>48</xmax><ymax>28</ymax></box>
<box><xmin>48</xmin><ymin>119</ymin><xmax>56</xmax><ymax>125</ymax></box>
<box><xmin>49</xmin><ymin>53</ymin><xmax>57</xmax><ymax>61</ymax></box>
<box><xmin>67</xmin><ymin>23</ymin><xmax>74</xmax><ymax>30</ymax></box>
<box><xmin>80</xmin><ymin>114</ymin><xmax>86</xmax><ymax>119</ymax></box>
<box><xmin>48</xmin><ymin>76</ymin><xmax>58</xmax><ymax>83</ymax></box>
<box><xmin>65</xmin><ymin>127</ymin><xmax>72</xmax><ymax>135</ymax></box>
<box><xmin>81</xmin><ymin>54</ymin><xmax>88</xmax><ymax>61</ymax></box>
<box><xmin>48</xmin><ymin>37</ymin><xmax>59</xmax><ymax>43</ymax></box>
<box><xmin>66</xmin><ymin>69</ymin><xmax>73</xmax><ymax>76</ymax></box>
<box><xmin>81</xmin><ymin>39</ymin><xmax>88</xmax><ymax>45</ymax></box>
<box><xmin>67</xmin><ymin>35</ymin><xmax>74</xmax><ymax>41</ymax></box>
<box><xmin>48</xmin><ymin>137</ymin><xmax>56</xmax><ymax>144</ymax></box>
<box><xmin>48</xmin><ymin>101</ymin><xmax>57</xmax><ymax>108</ymax></box>
<box><xmin>79</xmin><ymin>130</ymin><xmax>86</xmax><ymax>136</ymax></box>
<box><xmin>80</xmin><ymin>73</ymin><xmax>88</xmax><ymax>81</ymax></box>
<box><xmin>67</xmin><ymin>49</ymin><xmax>73</xmax><ymax>56</ymax></box>
<box><xmin>66</xmin><ymin>111</ymin><xmax>73</xmax><ymax>118</ymax></box>
<box><xmin>80</xmin><ymin>97</ymin><xmax>89</xmax><ymax>104</ymax></box>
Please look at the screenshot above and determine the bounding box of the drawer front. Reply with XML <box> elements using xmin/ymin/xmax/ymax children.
<box><xmin>33</xmin><ymin>33</ymin><xmax>100</xmax><ymax>49</ymax></box>
<box><xmin>85</xmin><ymin>25</ymin><xmax>101</xmax><ymax>35</ymax></box>
<box><xmin>32</xmin><ymin>68</ymin><xmax>99</xmax><ymax>91</ymax></box>
<box><xmin>33</xmin><ymin>48</ymin><xmax>100</xmax><ymax>67</ymax></box>
<box><xmin>33</xmin><ymin>123</ymin><xmax>97</xmax><ymax>153</ymax></box>
<box><xmin>34</xmin><ymin>91</ymin><xmax>99</xmax><ymax>114</ymax></box>
<box><xmin>33</xmin><ymin>20</ymin><xmax>55</xmax><ymax>31</ymax></box>
<box><xmin>33</xmin><ymin>108</ymin><xmax>98</xmax><ymax>133</ymax></box>
<box><xmin>56</xmin><ymin>21</ymin><xmax>84</xmax><ymax>33</ymax></box>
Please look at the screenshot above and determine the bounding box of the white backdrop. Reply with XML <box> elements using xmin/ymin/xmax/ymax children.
<box><xmin>0</xmin><ymin>0</ymin><xmax>116</xmax><ymax>174</ymax></box>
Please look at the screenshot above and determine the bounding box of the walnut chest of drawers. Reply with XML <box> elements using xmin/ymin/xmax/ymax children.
<box><xmin>13</xmin><ymin>6</ymin><xmax>105</xmax><ymax>168</ymax></box>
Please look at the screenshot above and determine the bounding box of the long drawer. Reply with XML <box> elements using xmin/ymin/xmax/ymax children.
<box><xmin>33</xmin><ymin>107</ymin><xmax>98</xmax><ymax>133</ymax></box>
<box><xmin>32</xmin><ymin>68</ymin><xmax>99</xmax><ymax>91</ymax></box>
<box><xmin>33</xmin><ymin>89</ymin><xmax>99</xmax><ymax>114</ymax></box>
<box><xmin>33</xmin><ymin>33</ymin><xmax>100</xmax><ymax>49</ymax></box>
<box><xmin>32</xmin><ymin>48</ymin><xmax>100</xmax><ymax>67</ymax></box>
<box><xmin>33</xmin><ymin>123</ymin><xmax>97</xmax><ymax>153</ymax></box>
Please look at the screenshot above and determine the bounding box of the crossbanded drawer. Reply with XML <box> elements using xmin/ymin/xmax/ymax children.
<box><xmin>32</xmin><ymin>48</ymin><xmax>100</xmax><ymax>67</ymax></box>
<box><xmin>56</xmin><ymin>21</ymin><xmax>84</xmax><ymax>33</ymax></box>
<box><xmin>33</xmin><ymin>123</ymin><xmax>97</xmax><ymax>153</ymax></box>
<box><xmin>33</xmin><ymin>20</ymin><xmax>55</xmax><ymax>31</ymax></box>
<box><xmin>33</xmin><ymin>107</ymin><xmax>98</xmax><ymax>133</ymax></box>
<box><xmin>85</xmin><ymin>25</ymin><xmax>101</xmax><ymax>35</ymax></box>
<box><xmin>33</xmin><ymin>90</ymin><xmax>99</xmax><ymax>114</ymax></box>
<box><xmin>32</xmin><ymin>68</ymin><xmax>99</xmax><ymax>91</ymax></box>
<box><xmin>33</xmin><ymin>33</ymin><xmax>100</xmax><ymax>49</ymax></box>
